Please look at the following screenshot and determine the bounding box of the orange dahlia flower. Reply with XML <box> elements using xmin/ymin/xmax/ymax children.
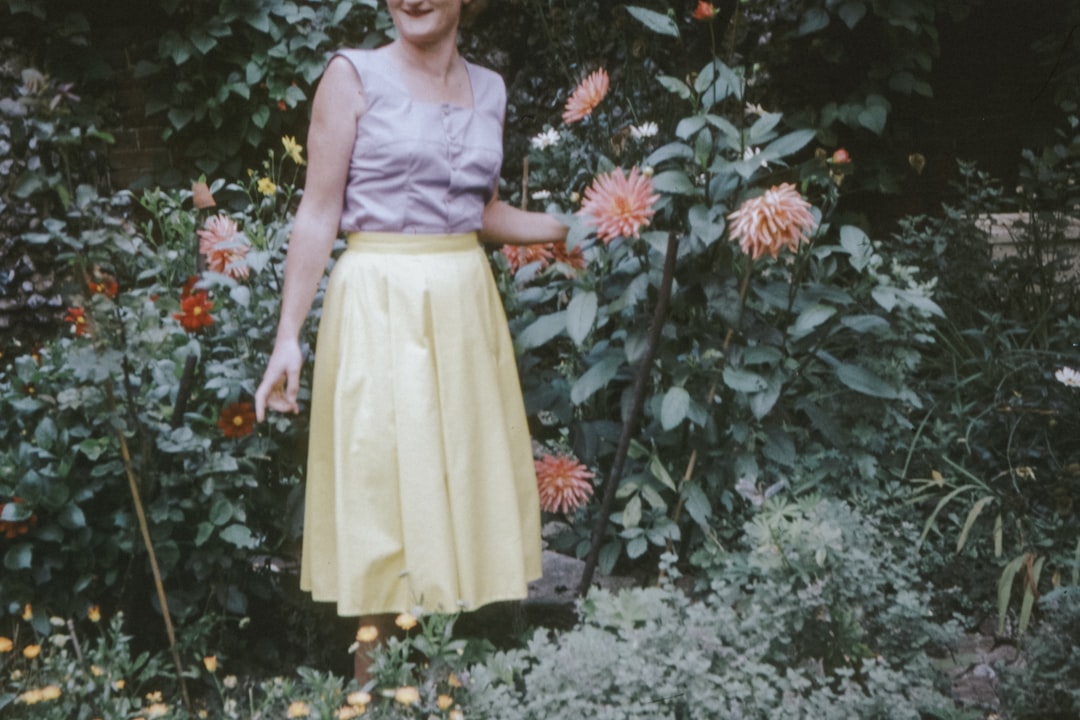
<box><xmin>198</xmin><ymin>215</ymin><xmax>250</xmax><ymax>280</ymax></box>
<box><xmin>562</xmin><ymin>69</ymin><xmax>609</xmax><ymax>124</ymax></box>
<box><xmin>727</xmin><ymin>183</ymin><xmax>818</xmax><ymax>260</ymax></box>
<box><xmin>692</xmin><ymin>1</ymin><xmax>717</xmax><ymax>20</ymax></box>
<box><xmin>579</xmin><ymin>166</ymin><xmax>659</xmax><ymax>244</ymax></box>
<box><xmin>551</xmin><ymin>241</ymin><xmax>587</xmax><ymax>273</ymax></box>
<box><xmin>218</xmin><ymin>401</ymin><xmax>256</xmax><ymax>438</ymax></box>
<box><xmin>500</xmin><ymin>243</ymin><xmax>554</xmax><ymax>274</ymax></box>
<box><xmin>535</xmin><ymin>452</ymin><xmax>595</xmax><ymax>514</ymax></box>
<box><xmin>174</xmin><ymin>290</ymin><xmax>215</xmax><ymax>333</ymax></box>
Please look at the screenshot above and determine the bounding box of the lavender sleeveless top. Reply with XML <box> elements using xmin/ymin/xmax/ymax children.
<box><xmin>334</xmin><ymin>49</ymin><xmax>505</xmax><ymax>234</ymax></box>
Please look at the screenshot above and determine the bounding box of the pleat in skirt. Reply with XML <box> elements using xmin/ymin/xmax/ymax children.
<box><xmin>300</xmin><ymin>231</ymin><xmax>542</xmax><ymax>616</ymax></box>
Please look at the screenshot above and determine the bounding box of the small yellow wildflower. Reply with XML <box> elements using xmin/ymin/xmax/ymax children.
<box><xmin>17</xmin><ymin>688</ymin><xmax>43</xmax><ymax>704</ymax></box>
<box><xmin>393</xmin><ymin>686</ymin><xmax>420</xmax><ymax>706</ymax></box>
<box><xmin>394</xmin><ymin>612</ymin><xmax>417</xmax><ymax>631</ymax></box>
<box><xmin>437</xmin><ymin>694</ymin><xmax>454</xmax><ymax>710</ymax></box>
<box><xmin>21</xmin><ymin>604</ymin><xmax>32</xmax><ymax>621</ymax></box>
<box><xmin>146</xmin><ymin>691</ymin><xmax>163</xmax><ymax>702</ymax></box>
<box><xmin>203</xmin><ymin>655</ymin><xmax>218</xmax><ymax>673</ymax></box>
<box><xmin>347</xmin><ymin>691</ymin><xmax>372</xmax><ymax>706</ymax></box>
<box><xmin>91</xmin><ymin>664</ymin><xmax>105</xmax><ymax>677</ymax></box>
<box><xmin>22</xmin><ymin>644</ymin><xmax>40</xmax><ymax>659</ymax></box>
<box><xmin>257</xmin><ymin>177</ymin><xmax>277</xmax><ymax>196</ymax></box>
<box><xmin>146</xmin><ymin>703</ymin><xmax>169</xmax><ymax>718</ymax></box>
<box><xmin>282</xmin><ymin>136</ymin><xmax>305</xmax><ymax>165</ymax></box>
<box><xmin>113</xmin><ymin>679</ymin><xmax>126</xmax><ymax>691</ymax></box>
<box><xmin>355</xmin><ymin>625</ymin><xmax>379</xmax><ymax>643</ymax></box>
<box><xmin>40</xmin><ymin>685</ymin><xmax>62</xmax><ymax>701</ymax></box>
<box><xmin>0</xmin><ymin>636</ymin><xmax>12</xmax><ymax>652</ymax></box>
<box><xmin>286</xmin><ymin>700</ymin><xmax>311</xmax><ymax>718</ymax></box>
<box><xmin>88</xmin><ymin>605</ymin><xmax>101</xmax><ymax>622</ymax></box>
<box><xmin>336</xmin><ymin>707</ymin><xmax>360</xmax><ymax>719</ymax></box>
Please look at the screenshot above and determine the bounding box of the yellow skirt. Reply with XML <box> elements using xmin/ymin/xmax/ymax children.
<box><xmin>300</xmin><ymin>232</ymin><xmax>542</xmax><ymax>616</ymax></box>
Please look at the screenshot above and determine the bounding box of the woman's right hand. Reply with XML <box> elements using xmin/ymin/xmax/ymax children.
<box><xmin>254</xmin><ymin>338</ymin><xmax>303</xmax><ymax>421</ymax></box>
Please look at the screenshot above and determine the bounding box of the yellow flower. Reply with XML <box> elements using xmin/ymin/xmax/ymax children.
<box><xmin>449</xmin><ymin>710</ymin><xmax>464</xmax><ymax>720</ymax></box>
<box><xmin>0</xmin><ymin>636</ymin><xmax>12</xmax><ymax>652</ymax></box>
<box><xmin>16</xmin><ymin>688</ymin><xmax>43</xmax><ymax>705</ymax></box>
<box><xmin>355</xmin><ymin>625</ymin><xmax>379</xmax><ymax>643</ymax></box>
<box><xmin>336</xmin><ymin>707</ymin><xmax>360</xmax><ymax>719</ymax></box>
<box><xmin>347</xmin><ymin>691</ymin><xmax>372</xmax><ymax>706</ymax></box>
<box><xmin>203</xmin><ymin>655</ymin><xmax>218</xmax><ymax>673</ymax></box>
<box><xmin>88</xmin><ymin>605</ymin><xmax>101</xmax><ymax>622</ymax></box>
<box><xmin>145</xmin><ymin>703</ymin><xmax>169</xmax><ymax>718</ymax></box>
<box><xmin>21</xmin><ymin>603</ymin><xmax>32</xmax><ymax>621</ymax></box>
<box><xmin>22</xmin><ymin>644</ymin><xmax>40</xmax><ymax>659</ymax></box>
<box><xmin>40</xmin><ymin>685</ymin><xmax>62</xmax><ymax>701</ymax></box>
<box><xmin>437</xmin><ymin>694</ymin><xmax>454</xmax><ymax>710</ymax></box>
<box><xmin>113</xmin><ymin>679</ymin><xmax>126</xmax><ymax>691</ymax></box>
<box><xmin>257</xmin><ymin>177</ymin><xmax>277</xmax><ymax>196</ymax></box>
<box><xmin>394</xmin><ymin>612</ymin><xmax>417</xmax><ymax>631</ymax></box>
<box><xmin>447</xmin><ymin>672</ymin><xmax>462</xmax><ymax>688</ymax></box>
<box><xmin>146</xmin><ymin>691</ymin><xmax>163</xmax><ymax>702</ymax></box>
<box><xmin>286</xmin><ymin>700</ymin><xmax>311</xmax><ymax>718</ymax></box>
<box><xmin>282</xmin><ymin>135</ymin><xmax>305</xmax><ymax>165</ymax></box>
<box><xmin>90</xmin><ymin>664</ymin><xmax>105</xmax><ymax>677</ymax></box>
<box><xmin>393</xmin><ymin>686</ymin><xmax>420</xmax><ymax>706</ymax></box>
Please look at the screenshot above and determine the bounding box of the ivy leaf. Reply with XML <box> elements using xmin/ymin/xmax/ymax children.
<box><xmin>625</xmin><ymin>6</ymin><xmax>680</xmax><ymax>38</ymax></box>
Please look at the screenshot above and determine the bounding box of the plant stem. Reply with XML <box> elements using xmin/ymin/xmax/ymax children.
<box><xmin>577</xmin><ymin>231</ymin><xmax>680</xmax><ymax>596</ymax></box>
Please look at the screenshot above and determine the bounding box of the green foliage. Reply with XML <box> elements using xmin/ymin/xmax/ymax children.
<box><xmin>136</xmin><ymin>0</ymin><xmax>393</xmax><ymax>179</ymax></box>
<box><xmin>465</xmin><ymin>500</ymin><xmax>958</xmax><ymax>719</ymax></box>
<box><xmin>0</xmin><ymin>141</ymin><xmax>311</xmax><ymax>624</ymax></box>
<box><xmin>1000</xmin><ymin>587</ymin><xmax>1080</xmax><ymax>719</ymax></box>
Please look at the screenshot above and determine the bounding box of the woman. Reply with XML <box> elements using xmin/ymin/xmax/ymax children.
<box><xmin>253</xmin><ymin>0</ymin><xmax>566</xmax><ymax>682</ymax></box>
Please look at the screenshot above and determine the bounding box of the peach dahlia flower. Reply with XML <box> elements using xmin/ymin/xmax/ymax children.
<box><xmin>579</xmin><ymin>166</ymin><xmax>659</xmax><ymax>244</ymax></box>
<box><xmin>562</xmin><ymin>69</ymin><xmax>609</xmax><ymax>124</ymax></box>
<box><xmin>727</xmin><ymin>183</ymin><xmax>818</xmax><ymax>260</ymax></box>
<box><xmin>535</xmin><ymin>452</ymin><xmax>595</xmax><ymax>514</ymax></box>
<box><xmin>198</xmin><ymin>215</ymin><xmax>250</xmax><ymax>280</ymax></box>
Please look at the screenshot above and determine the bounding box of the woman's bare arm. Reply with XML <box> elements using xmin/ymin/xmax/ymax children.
<box><xmin>480</xmin><ymin>197</ymin><xmax>568</xmax><ymax>246</ymax></box>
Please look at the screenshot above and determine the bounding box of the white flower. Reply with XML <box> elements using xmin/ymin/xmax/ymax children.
<box><xmin>223</xmin><ymin>675</ymin><xmax>238</xmax><ymax>689</ymax></box>
<box><xmin>745</xmin><ymin>102</ymin><xmax>768</xmax><ymax>116</ymax></box>
<box><xmin>531</xmin><ymin>190</ymin><xmax>552</xmax><ymax>200</ymax></box>
<box><xmin>1055</xmin><ymin>366</ymin><xmax>1080</xmax><ymax>387</ymax></box>
<box><xmin>743</xmin><ymin>146</ymin><xmax>768</xmax><ymax>168</ymax></box>
<box><xmin>530</xmin><ymin>127</ymin><xmax>561</xmax><ymax>150</ymax></box>
<box><xmin>630</xmin><ymin>121</ymin><xmax>658</xmax><ymax>139</ymax></box>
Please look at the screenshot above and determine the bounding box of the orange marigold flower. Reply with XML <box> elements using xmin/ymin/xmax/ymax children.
<box><xmin>286</xmin><ymin>701</ymin><xmax>311</xmax><ymax>718</ymax></box>
<box><xmin>579</xmin><ymin>166</ymin><xmax>659</xmax><ymax>244</ymax></box>
<box><xmin>198</xmin><ymin>215</ymin><xmax>250</xmax><ymax>280</ymax></box>
<box><xmin>437</xmin><ymin>694</ymin><xmax>454</xmax><ymax>710</ymax></box>
<box><xmin>562</xmin><ymin>68</ymin><xmax>609</xmax><ymax>124</ymax></box>
<box><xmin>87</xmin><ymin>605</ymin><xmax>101</xmax><ymax>622</ymax></box>
<box><xmin>88</xmin><ymin>277</ymin><xmax>119</xmax><ymax>299</ymax></box>
<box><xmin>203</xmin><ymin>655</ymin><xmax>218</xmax><ymax>673</ymax></box>
<box><xmin>394</xmin><ymin>612</ymin><xmax>418</xmax><ymax>631</ymax></box>
<box><xmin>500</xmin><ymin>243</ymin><xmax>554</xmax><ymax>274</ymax></box>
<box><xmin>535</xmin><ymin>452</ymin><xmax>595</xmax><ymax>514</ymax></box>
<box><xmin>64</xmin><ymin>307</ymin><xmax>91</xmax><ymax>337</ymax></box>
<box><xmin>727</xmin><ymin>183</ymin><xmax>818</xmax><ymax>260</ymax></box>
<box><xmin>21</xmin><ymin>604</ymin><xmax>32</xmax><ymax>621</ymax></box>
<box><xmin>174</xmin><ymin>290</ymin><xmax>215</xmax><ymax>333</ymax></box>
<box><xmin>692</xmin><ymin>1</ymin><xmax>716</xmax><ymax>20</ymax></box>
<box><xmin>355</xmin><ymin>625</ymin><xmax>379</xmax><ymax>643</ymax></box>
<box><xmin>393</xmin><ymin>686</ymin><xmax>420</xmax><ymax>706</ymax></box>
<box><xmin>0</xmin><ymin>637</ymin><xmax>12</xmax><ymax>653</ymax></box>
<box><xmin>218</xmin><ymin>402</ymin><xmax>256</xmax><ymax>439</ymax></box>
<box><xmin>23</xmin><ymin>643</ymin><xmax>41</xmax><ymax>659</ymax></box>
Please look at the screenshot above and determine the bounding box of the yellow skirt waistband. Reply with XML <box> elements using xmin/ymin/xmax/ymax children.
<box><xmin>346</xmin><ymin>231</ymin><xmax>479</xmax><ymax>254</ymax></box>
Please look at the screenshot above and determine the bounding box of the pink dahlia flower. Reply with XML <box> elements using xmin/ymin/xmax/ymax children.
<box><xmin>579</xmin><ymin>167</ymin><xmax>659</xmax><ymax>244</ymax></box>
<box><xmin>535</xmin><ymin>452</ymin><xmax>595</xmax><ymax>514</ymax></box>
<box><xmin>198</xmin><ymin>215</ymin><xmax>250</xmax><ymax>280</ymax></box>
<box><xmin>562</xmin><ymin>69</ymin><xmax>609</xmax><ymax>124</ymax></box>
<box><xmin>727</xmin><ymin>183</ymin><xmax>818</xmax><ymax>260</ymax></box>
<box><xmin>500</xmin><ymin>243</ymin><xmax>555</xmax><ymax>274</ymax></box>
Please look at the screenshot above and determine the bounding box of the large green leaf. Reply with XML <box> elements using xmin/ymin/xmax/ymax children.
<box><xmin>566</xmin><ymin>291</ymin><xmax>598</xmax><ymax>346</ymax></box>
<box><xmin>516</xmin><ymin>311</ymin><xmax>566</xmax><ymax>351</ymax></box>
<box><xmin>624</xmin><ymin>6</ymin><xmax>680</xmax><ymax>37</ymax></box>
<box><xmin>570</xmin><ymin>355</ymin><xmax>623</xmax><ymax>405</ymax></box>
<box><xmin>660</xmin><ymin>386</ymin><xmax>690</xmax><ymax>430</ymax></box>
<box><xmin>834</xmin><ymin>363</ymin><xmax>899</xmax><ymax>398</ymax></box>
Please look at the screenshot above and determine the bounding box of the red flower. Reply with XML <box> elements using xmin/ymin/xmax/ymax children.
<box><xmin>830</xmin><ymin>148</ymin><xmax>851</xmax><ymax>164</ymax></box>
<box><xmin>0</xmin><ymin>498</ymin><xmax>37</xmax><ymax>540</ymax></box>
<box><xmin>198</xmin><ymin>215</ymin><xmax>250</xmax><ymax>280</ymax></box>
<box><xmin>63</xmin><ymin>307</ymin><xmax>91</xmax><ymax>337</ymax></box>
<box><xmin>218</xmin><ymin>401</ymin><xmax>256</xmax><ymax>438</ymax></box>
<box><xmin>692</xmin><ymin>1</ymin><xmax>716</xmax><ymax>20</ymax></box>
<box><xmin>88</xmin><ymin>277</ymin><xmax>118</xmax><ymax>299</ymax></box>
<box><xmin>562</xmin><ymin>69</ymin><xmax>609</xmax><ymax>124</ymax></box>
<box><xmin>181</xmin><ymin>275</ymin><xmax>200</xmax><ymax>299</ymax></box>
<box><xmin>174</xmin><ymin>291</ymin><xmax>214</xmax><ymax>333</ymax></box>
<box><xmin>579</xmin><ymin>167</ymin><xmax>659</xmax><ymax>244</ymax></box>
<box><xmin>535</xmin><ymin>452</ymin><xmax>595</xmax><ymax>514</ymax></box>
<box><xmin>277</xmin><ymin>100</ymin><xmax>287</xmax><ymax>111</ymax></box>
<box><xmin>727</xmin><ymin>183</ymin><xmax>818</xmax><ymax>260</ymax></box>
<box><xmin>500</xmin><ymin>243</ymin><xmax>554</xmax><ymax>274</ymax></box>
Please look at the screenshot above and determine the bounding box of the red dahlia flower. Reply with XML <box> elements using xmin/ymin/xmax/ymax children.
<box><xmin>174</xmin><ymin>291</ymin><xmax>215</xmax><ymax>333</ymax></box>
<box><xmin>218</xmin><ymin>401</ymin><xmax>256</xmax><ymax>438</ymax></box>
